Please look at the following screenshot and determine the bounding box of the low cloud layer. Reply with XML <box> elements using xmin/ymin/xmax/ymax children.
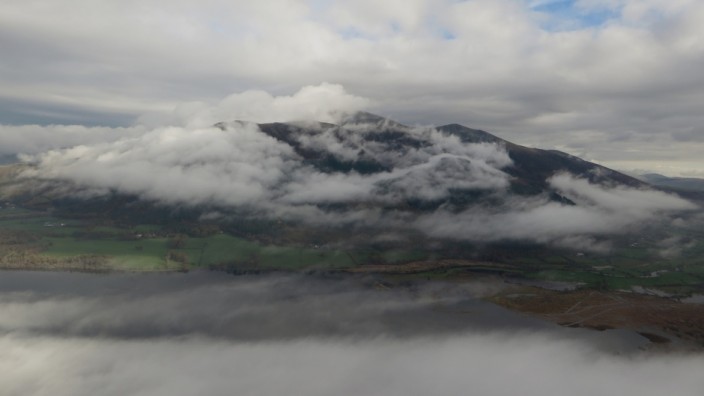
<box><xmin>0</xmin><ymin>124</ymin><xmax>145</xmax><ymax>161</ymax></box>
<box><xmin>0</xmin><ymin>272</ymin><xmax>702</xmax><ymax>396</ymax></box>
<box><xmin>416</xmin><ymin>173</ymin><xmax>696</xmax><ymax>250</ymax></box>
<box><xmin>16</xmin><ymin>108</ymin><xmax>695</xmax><ymax>251</ymax></box>
<box><xmin>20</xmin><ymin>117</ymin><xmax>512</xmax><ymax>209</ymax></box>
<box><xmin>5</xmin><ymin>333</ymin><xmax>704</xmax><ymax>396</ymax></box>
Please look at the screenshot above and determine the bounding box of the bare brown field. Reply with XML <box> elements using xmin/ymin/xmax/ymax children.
<box><xmin>491</xmin><ymin>287</ymin><xmax>704</xmax><ymax>346</ymax></box>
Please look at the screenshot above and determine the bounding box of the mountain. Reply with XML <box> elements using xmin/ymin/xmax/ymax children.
<box><xmin>1</xmin><ymin>112</ymin><xmax>692</xmax><ymax>253</ymax></box>
<box><xmin>250</xmin><ymin>112</ymin><xmax>646</xmax><ymax>200</ymax></box>
<box><xmin>1</xmin><ymin>111</ymin><xmax>659</xmax><ymax>217</ymax></box>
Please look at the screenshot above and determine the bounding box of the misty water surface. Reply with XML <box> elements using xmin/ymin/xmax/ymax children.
<box><xmin>1</xmin><ymin>271</ymin><xmax>702</xmax><ymax>396</ymax></box>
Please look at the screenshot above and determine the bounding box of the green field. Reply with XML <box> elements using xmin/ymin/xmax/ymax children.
<box><xmin>0</xmin><ymin>211</ymin><xmax>368</xmax><ymax>271</ymax></box>
<box><xmin>2</xmin><ymin>206</ymin><xmax>704</xmax><ymax>294</ymax></box>
<box><xmin>178</xmin><ymin>234</ymin><xmax>357</xmax><ymax>269</ymax></box>
<box><xmin>42</xmin><ymin>237</ymin><xmax>173</xmax><ymax>270</ymax></box>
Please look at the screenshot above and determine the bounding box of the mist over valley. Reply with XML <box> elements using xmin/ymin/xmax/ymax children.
<box><xmin>3</xmin><ymin>271</ymin><xmax>704</xmax><ymax>396</ymax></box>
<box><xmin>3</xmin><ymin>0</ymin><xmax>704</xmax><ymax>394</ymax></box>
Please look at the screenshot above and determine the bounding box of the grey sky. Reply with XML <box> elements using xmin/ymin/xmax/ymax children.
<box><xmin>1</xmin><ymin>0</ymin><xmax>704</xmax><ymax>175</ymax></box>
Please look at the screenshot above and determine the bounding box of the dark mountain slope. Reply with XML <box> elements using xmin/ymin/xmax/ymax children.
<box><xmin>255</xmin><ymin>113</ymin><xmax>646</xmax><ymax>199</ymax></box>
<box><xmin>437</xmin><ymin>123</ymin><xmax>644</xmax><ymax>194</ymax></box>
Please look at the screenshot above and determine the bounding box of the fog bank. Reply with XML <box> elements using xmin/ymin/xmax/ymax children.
<box><xmin>3</xmin><ymin>332</ymin><xmax>704</xmax><ymax>396</ymax></box>
<box><xmin>1</xmin><ymin>272</ymin><xmax>702</xmax><ymax>396</ymax></box>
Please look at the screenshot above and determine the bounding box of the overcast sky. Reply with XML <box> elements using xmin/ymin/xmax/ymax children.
<box><xmin>2</xmin><ymin>0</ymin><xmax>704</xmax><ymax>176</ymax></box>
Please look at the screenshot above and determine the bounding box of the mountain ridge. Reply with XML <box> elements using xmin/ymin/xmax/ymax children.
<box><xmin>249</xmin><ymin>112</ymin><xmax>647</xmax><ymax>199</ymax></box>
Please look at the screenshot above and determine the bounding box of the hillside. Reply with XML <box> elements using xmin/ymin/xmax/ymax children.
<box><xmin>251</xmin><ymin>112</ymin><xmax>646</xmax><ymax>201</ymax></box>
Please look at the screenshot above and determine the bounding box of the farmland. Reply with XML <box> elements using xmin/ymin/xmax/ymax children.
<box><xmin>0</xmin><ymin>206</ymin><xmax>421</xmax><ymax>272</ymax></box>
<box><xmin>1</xmin><ymin>204</ymin><xmax>704</xmax><ymax>300</ymax></box>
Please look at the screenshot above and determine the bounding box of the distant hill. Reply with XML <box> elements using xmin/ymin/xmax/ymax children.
<box><xmin>640</xmin><ymin>173</ymin><xmax>704</xmax><ymax>192</ymax></box>
<box><xmin>639</xmin><ymin>173</ymin><xmax>704</xmax><ymax>202</ymax></box>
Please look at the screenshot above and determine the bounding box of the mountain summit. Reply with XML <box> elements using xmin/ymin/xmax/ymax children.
<box><xmin>249</xmin><ymin>112</ymin><xmax>645</xmax><ymax>202</ymax></box>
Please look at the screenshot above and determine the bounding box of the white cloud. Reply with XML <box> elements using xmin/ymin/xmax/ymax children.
<box><xmin>549</xmin><ymin>173</ymin><xmax>696</xmax><ymax>213</ymax></box>
<box><xmin>415</xmin><ymin>174</ymin><xmax>695</xmax><ymax>250</ymax></box>
<box><xmin>138</xmin><ymin>83</ymin><xmax>371</xmax><ymax>127</ymax></box>
<box><xmin>0</xmin><ymin>125</ymin><xmax>145</xmax><ymax>158</ymax></box>
<box><xmin>22</xmin><ymin>124</ymin><xmax>298</xmax><ymax>207</ymax></box>
<box><xmin>5</xmin><ymin>333</ymin><xmax>704</xmax><ymax>396</ymax></box>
